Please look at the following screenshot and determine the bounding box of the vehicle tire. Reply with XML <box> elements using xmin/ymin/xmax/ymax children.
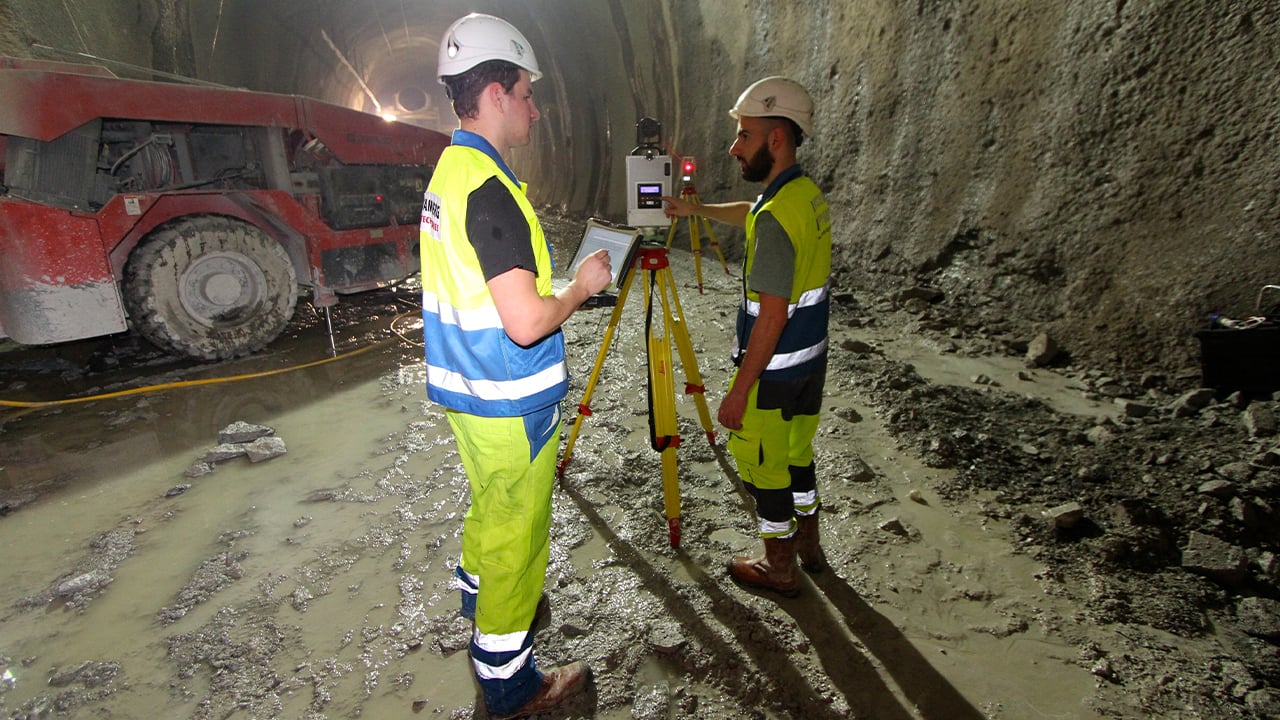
<box><xmin>124</xmin><ymin>215</ymin><xmax>298</xmax><ymax>361</ymax></box>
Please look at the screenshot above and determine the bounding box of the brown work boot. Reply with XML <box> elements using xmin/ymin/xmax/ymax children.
<box><xmin>728</xmin><ymin>536</ymin><xmax>800</xmax><ymax>597</ymax></box>
<box><xmin>795</xmin><ymin>513</ymin><xmax>827</xmax><ymax>574</ymax></box>
<box><xmin>492</xmin><ymin>661</ymin><xmax>591</xmax><ymax>719</ymax></box>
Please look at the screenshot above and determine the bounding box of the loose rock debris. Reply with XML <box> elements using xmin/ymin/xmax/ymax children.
<box><xmin>187</xmin><ymin>422</ymin><xmax>286</xmax><ymax>476</ymax></box>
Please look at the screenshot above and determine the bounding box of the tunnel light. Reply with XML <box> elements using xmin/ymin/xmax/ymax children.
<box><xmin>380</xmin><ymin>112</ymin><xmax>398</xmax><ymax>123</ymax></box>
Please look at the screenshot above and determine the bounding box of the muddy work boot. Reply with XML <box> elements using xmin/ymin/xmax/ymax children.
<box><xmin>728</xmin><ymin>536</ymin><xmax>800</xmax><ymax>597</ymax></box>
<box><xmin>492</xmin><ymin>661</ymin><xmax>591</xmax><ymax>719</ymax></box>
<box><xmin>795</xmin><ymin>513</ymin><xmax>827</xmax><ymax>574</ymax></box>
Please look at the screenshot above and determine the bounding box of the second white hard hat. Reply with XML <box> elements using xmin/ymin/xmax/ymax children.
<box><xmin>437</xmin><ymin>13</ymin><xmax>541</xmax><ymax>82</ymax></box>
<box><xmin>729</xmin><ymin>76</ymin><xmax>814</xmax><ymax>138</ymax></box>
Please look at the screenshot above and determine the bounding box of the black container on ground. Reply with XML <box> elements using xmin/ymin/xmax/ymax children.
<box><xmin>1196</xmin><ymin>325</ymin><xmax>1280</xmax><ymax>394</ymax></box>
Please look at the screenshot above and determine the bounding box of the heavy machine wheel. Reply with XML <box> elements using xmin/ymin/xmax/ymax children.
<box><xmin>124</xmin><ymin>216</ymin><xmax>298</xmax><ymax>361</ymax></box>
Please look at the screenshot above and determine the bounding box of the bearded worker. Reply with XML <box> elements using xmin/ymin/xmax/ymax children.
<box><xmin>663</xmin><ymin>76</ymin><xmax>832</xmax><ymax>597</ymax></box>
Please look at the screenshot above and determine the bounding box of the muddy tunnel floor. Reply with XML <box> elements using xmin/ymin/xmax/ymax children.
<box><xmin>2</xmin><ymin>216</ymin><xmax>1279</xmax><ymax>719</ymax></box>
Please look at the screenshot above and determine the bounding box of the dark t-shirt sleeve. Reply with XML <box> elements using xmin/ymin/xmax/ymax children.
<box><xmin>747</xmin><ymin>210</ymin><xmax>795</xmax><ymax>298</ymax></box>
<box><xmin>466</xmin><ymin>177</ymin><xmax>535</xmax><ymax>282</ymax></box>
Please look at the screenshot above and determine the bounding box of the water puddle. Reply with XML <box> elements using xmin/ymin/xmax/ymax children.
<box><xmin>0</xmin><ymin>252</ymin><xmax>1115</xmax><ymax>718</ymax></box>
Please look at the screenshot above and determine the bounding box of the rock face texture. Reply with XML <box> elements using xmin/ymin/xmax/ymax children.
<box><xmin>2</xmin><ymin>0</ymin><xmax>1277</xmax><ymax>380</ymax></box>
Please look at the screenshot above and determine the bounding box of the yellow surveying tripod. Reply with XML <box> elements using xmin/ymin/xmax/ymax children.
<box><xmin>665</xmin><ymin>156</ymin><xmax>730</xmax><ymax>293</ymax></box>
<box><xmin>557</xmin><ymin>242</ymin><xmax>717</xmax><ymax>548</ymax></box>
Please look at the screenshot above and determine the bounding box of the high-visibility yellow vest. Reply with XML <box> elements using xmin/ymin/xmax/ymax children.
<box><xmin>419</xmin><ymin>139</ymin><xmax>567</xmax><ymax>416</ymax></box>
<box><xmin>736</xmin><ymin>166</ymin><xmax>832</xmax><ymax>380</ymax></box>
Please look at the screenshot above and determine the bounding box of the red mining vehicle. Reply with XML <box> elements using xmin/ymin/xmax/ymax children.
<box><xmin>0</xmin><ymin>57</ymin><xmax>449</xmax><ymax>360</ymax></box>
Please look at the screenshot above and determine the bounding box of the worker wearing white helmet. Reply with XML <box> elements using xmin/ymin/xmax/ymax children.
<box><xmin>421</xmin><ymin>12</ymin><xmax>609</xmax><ymax>718</ymax></box>
<box><xmin>664</xmin><ymin>75</ymin><xmax>832</xmax><ymax>598</ymax></box>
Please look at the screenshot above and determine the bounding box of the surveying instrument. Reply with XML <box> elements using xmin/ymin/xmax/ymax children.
<box><xmin>557</xmin><ymin>118</ymin><xmax>717</xmax><ymax>549</ymax></box>
<box><xmin>665</xmin><ymin>155</ymin><xmax>730</xmax><ymax>293</ymax></box>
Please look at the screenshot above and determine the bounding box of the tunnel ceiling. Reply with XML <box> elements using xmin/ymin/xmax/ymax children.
<box><xmin>194</xmin><ymin>0</ymin><xmax>487</xmax><ymax>135</ymax></box>
<box><xmin>190</xmin><ymin>0</ymin><xmax>668</xmax><ymax>217</ymax></box>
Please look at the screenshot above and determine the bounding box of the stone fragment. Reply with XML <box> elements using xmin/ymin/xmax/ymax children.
<box><xmin>184</xmin><ymin>462</ymin><xmax>214</xmax><ymax>478</ymax></box>
<box><xmin>832</xmin><ymin>406</ymin><xmax>863</xmax><ymax>423</ymax></box>
<box><xmin>245</xmin><ymin>436</ymin><xmax>288</xmax><ymax>463</ymax></box>
<box><xmin>631</xmin><ymin>683</ymin><xmax>672</xmax><ymax>720</ymax></box>
<box><xmin>1084</xmin><ymin>425</ymin><xmax>1113</xmax><ymax>445</ymax></box>
<box><xmin>1256</xmin><ymin>447</ymin><xmax>1280</xmax><ymax>466</ymax></box>
<box><xmin>1196</xmin><ymin>479</ymin><xmax>1237</xmax><ymax>498</ymax></box>
<box><xmin>649</xmin><ymin>621</ymin><xmax>686</xmax><ymax>654</ymax></box>
<box><xmin>1258</xmin><ymin>551</ymin><xmax>1280</xmax><ymax>583</ymax></box>
<box><xmin>1180</xmin><ymin>531</ymin><xmax>1248</xmax><ymax>587</ymax></box>
<box><xmin>1245</xmin><ymin>689</ymin><xmax>1280</xmax><ymax>718</ymax></box>
<box><xmin>1139</xmin><ymin>373</ymin><xmax>1165</xmax><ymax>390</ymax></box>
<box><xmin>1025</xmin><ymin>332</ymin><xmax>1059</xmax><ymax>367</ymax></box>
<box><xmin>201</xmin><ymin>444</ymin><xmax>247</xmax><ymax>463</ymax></box>
<box><xmin>1237</xmin><ymin>596</ymin><xmax>1280</xmax><ymax>640</ymax></box>
<box><xmin>1044</xmin><ymin>501</ymin><xmax>1085</xmax><ymax>529</ymax></box>
<box><xmin>897</xmin><ymin>286</ymin><xmax>943</xmax><ymax>303</ymax></box>
<box><xmin>1217</xmin><ymin>461</ymin><xmax>1254</xmax><ymax>483</ymax></box>
<box><xmin>1231</xmin><ymin>497</ymin><xmax>1263</xmax><ymax>530</ymax></box>
<box><xmin>1243</xmin><ymin>405</ymin><xmax>1277</xmax><ymax>438</ymax></box>
<box><xmin>878</xmin><ymin>517</ymin><xmax>910</xmax><ymax>536</ymax></box>
<box><xmin>1115</xmin><ymin>399</ymin><xmax>1153</xmax><ymax>418</ymax></box>
<box><xmin>1170</xmin><ymin>388</ymin><xmax>1216</xmax><ymax>417</ymax></box>
<box><xmin>839</xmin><ymin>457</ymin><xmax>876</xmax><ymax>483</ymax></box>
<box><xmin>53</xmin><ymin>570</ymin><xmax>112</xmax><ymax>598</ymax></box>
<box><xmin>1095</xmin><ymin>378</ymin><xmax>1127</xmax><ymax>398</ymax></box>
<box><xmin>217</xmin><ymin>421</ymin><xmax>275</xmax><ymax>444</ymax></box>
<box><xmin>838</xmin><ymin>339</ymin><xmax>877</xmax><ymax>354</ymax></box>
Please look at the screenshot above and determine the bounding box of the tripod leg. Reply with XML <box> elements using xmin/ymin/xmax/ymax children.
<box><xmin>557</xmin><ymin>266</ymin><xmax>636</xmax><ymax>479</ymax></box>
<box><xmin>656</xmin><ymin>267</ymin><xmax>717</xmax><ymax>446</ymax></box>
<box><xmin>689</xmin><ymin>214</ymin><xmax>705</xmax><ymax>294</ymax></box>
<box><xmin>646</xmin><ymin>268</ymin><xmax>683</xmax><ymax>548</ymax></box>
<box><xmin>701</xmin><ymin>216</ymin><xmax>731</xmax><ymax>275</ymax></box>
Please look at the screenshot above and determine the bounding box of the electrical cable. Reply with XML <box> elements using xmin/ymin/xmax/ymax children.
<box><xmin>0</xmin><ymin>307</ymin><xmax>424</xmax><ymax>410</ymax></box>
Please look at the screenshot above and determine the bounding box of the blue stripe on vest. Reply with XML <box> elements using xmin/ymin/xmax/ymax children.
<box><xmin>735</xmin><ymin>298</ymin><xmax>830</xmax><ymax>380</ymax></box>
<box><xmin>423</xmin><ymin>310</ymin><xmax>568</xmax><ymax>417</ymax></box>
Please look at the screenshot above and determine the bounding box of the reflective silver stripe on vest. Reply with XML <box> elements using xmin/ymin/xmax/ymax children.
<box><xmin>737</xmin><ymin>281</ymin><xmax>830</xmax><ymax>370</ymax></box>
<box><xmin>743</xmin><ymin>282</ymin><xmax>829</xmax><ymax>319</ymax></box>
<box><xmin>426</xmin><ymin>363</ymin><xmax>568</xmax><ymax>401</ymax></box>
<box><xmin>422</xmin><ymin>290</ymin><xmax>502</xmax><ymax>331</ymax></box>
<box><xmin>760</xmin><ymin>337</ymin><xmax>828</xmax><ymax>371</ymax></box>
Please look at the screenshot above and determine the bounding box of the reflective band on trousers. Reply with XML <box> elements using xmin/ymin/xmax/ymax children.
<box><xmin>794</xmin><ymin>490</ymin><xmax>819</xmax><ymax>515</ymax></box>
<box><xmin>472</xmin><ymin>629</ymin><xmax>535</xmax><ymax>680</ymax></box>
<box><xmin>760</xmin><ymin>516</ymin><xmax>795</xmax><ymax>538</ymax></box>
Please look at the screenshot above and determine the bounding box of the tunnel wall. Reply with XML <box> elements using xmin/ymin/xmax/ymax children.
<box><xmin>666</xmin><ymin>0</ymin><xmax>1280</xmax><ymax>378</ymax></box>
<box><xmin>1</xmin><ymin>0</ymin><xmax>1277</xmax><ymax>380</ymax></box>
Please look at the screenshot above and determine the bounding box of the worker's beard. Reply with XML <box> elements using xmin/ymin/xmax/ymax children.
<box><xmin>739</xmin><ymin>144</ymin><xmax>774</xmax><ymax>183</ymax></box>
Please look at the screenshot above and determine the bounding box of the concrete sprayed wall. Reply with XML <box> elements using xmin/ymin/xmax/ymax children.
<box><xmin>2</xmin><ymin>0</ymin><xmax>1277</xmax><ymax>379</ymax></box>
<box><xmin>666</xmin><ymin>1</ymin><xmax>1280</xmax><ymax>378</ymax></box>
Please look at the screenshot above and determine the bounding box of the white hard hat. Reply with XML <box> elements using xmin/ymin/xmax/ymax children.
<box><xmin>437</xmin><ymin>13</ymin><xmax>541</xmax><ymax>82</ymax></box>
<box><xmin>729</xmin><ymin>76</ymin><xmax>814</xmax><ymax>139</ymax></box>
